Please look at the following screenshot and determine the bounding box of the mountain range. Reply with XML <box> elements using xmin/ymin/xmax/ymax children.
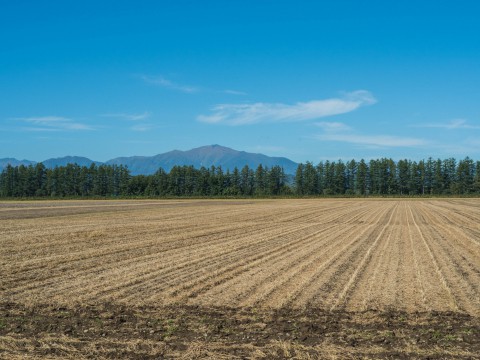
<box><xmin>0</xmin><ymin>145</ymin><xmax>299</xmax><ymax>175</ymax></box>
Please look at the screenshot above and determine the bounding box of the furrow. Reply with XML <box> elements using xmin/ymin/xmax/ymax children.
<box><xmin>235</xmin><ymin>204</ymin><xmax>387</xmax><ymax>309</ymax></box>
<box><xmin>12</xmin><ymin>219</ymin><xmax>290</xmax><ymax>301</ymax></box>
<box><xmin>407</xmin><ymin>203</ymin><xmax>460</xmax><ymax>312</ymax></box>
<box><xmin>413</xmin><ymin>203</ymin><xmax>480</xmax><ymax>315</ymax></box>
<box><xmin>90</xmin><ymin>221</ymin><xmax>322</xmax><ymax>303</ymax></box>
<box><xmin>332</xmin><ymin>203</ymin><xmax>399</xmax><ymax>310</ymax></box>
<box><xmin>263</xmin><ymin>202</ymin><xmax>392</xmax><ymax>309</ymax></box>
<box><xmin>126</xmin><ymin>203</ymin><xmax>372</xmax><ymax>303</ymax></box>
<box><xmin>299</xmin><ymin>203</ymin><xmax>395</xmax><ymax>309</ymax></box>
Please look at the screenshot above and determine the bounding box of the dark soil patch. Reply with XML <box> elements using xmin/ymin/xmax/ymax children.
<box><xmin>1</xmin><ymin>302</ymin><xmax>479</xmax><ymax>359</ymax></box>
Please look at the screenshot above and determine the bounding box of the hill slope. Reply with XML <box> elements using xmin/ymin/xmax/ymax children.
<box><xmin>41</xmin><ymin>156</ymin><xmax>101</xmax><ymax>168</ymax></box>
<box><xmin>1</xmin><ymin>145</ymin><xmax>299</xmax><ymax>175</ymax></box>
<box><xmin>0</xmin><ymin>158</ymin><xmax>36</xmax><ymax>171</ymax></box>
<box><xmin>107</xmin><ymin>145</ymin><xmax>298</xmax><ymax>175</ymax></box>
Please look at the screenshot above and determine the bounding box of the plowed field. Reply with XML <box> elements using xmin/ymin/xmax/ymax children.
<box><xmin>1</xmin><ymin>199</ymin><xmax>479</xmax><ymax>359</ymax></box>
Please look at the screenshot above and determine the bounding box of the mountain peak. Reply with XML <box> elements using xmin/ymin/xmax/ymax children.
<box><xmin>1</xmin><ymin>145</ymin><xmax>299</xmax><ymax>175</ymax></box>
<box><xmin>42</xmin><ymin>156</ymin><xmax>101</xmax><ymax>168</ymax></box>
<box><xmin>188</xmin><ymin>144</ymin><xmax>237</xmax><ymax>155</ymax></box>
<box><xmin>194</xmin><ymin>144</ymin><xmax>233</xmax><ymax>151</ymax></box>
<box><xmin>108</xmin><ymin>145</ymin><xmax>297</xmax><ymax>175</ymax></box>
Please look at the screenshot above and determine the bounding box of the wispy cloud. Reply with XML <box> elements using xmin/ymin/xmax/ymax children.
<box><xmin>101</xmin><ymin>112</ymin><xmax>151</xmax><ymax>121</ymax></box>
<box><xmin>315</xmin><ymin>121</ymin><xmax>352</xmax><ymax>132</ymax></box>
<box><xmin>316</xmin><ymin>133</ymin><xmax>426</xmax><ymax>148</ymax></box>
<box><xmin>248</xmin><ymin>145</ymin><xmax>286</xmax><ymax>154</ymax></box>
<box><xmin>420</xmin><ymin>137</ymin><xmax>480</xmax><ymax>156</ymax></box>
<box><xmin>197</xmin><ymin>90</ymin><xmax>376</xmax><ymax>125</ymax></box>
<box><xmin>138</xmin><ymin>73</ymin><xmax>247</xmax><ymax>96</ymax></box>
<box><xmin>222</xmin><ymin>89</ymin><xmax>247</xmax><ymax>96</ymax></box>
<box><xmin>130</xmin><ymin>124</ymin><xmax>157</xmax><ymax>132</ymax></box>
<box><xmin>122</xmin><ymin>140</ymin><xmax>155</xmax><ymax>144</ymax></box>
<box><xmin>14</xmin><ymin>116</ymin><xmax>94</xmax><ymax>131</ymax></box>
<box><xmin>412</xmin><ymin>119</ymin><xmax>480</xmax><ymax>130</ymax></box>
<box><xmin>140</xmin><ymin>75</ymin><xmax>198</xmax><ymax>93</ymax></box>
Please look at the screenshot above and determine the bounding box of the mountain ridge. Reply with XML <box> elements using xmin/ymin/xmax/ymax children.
<box><xmin>0</xmin><ymin>145</ymin><xmax>299</xmax><ymax>175</ymax></box>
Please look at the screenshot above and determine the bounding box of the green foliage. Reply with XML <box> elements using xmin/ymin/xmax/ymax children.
<box><xmin>1</xmin><ymin>157</ymin><xmax>480</xmax><ymax>198</ymax></box>
<box><xmin>294</xmin><ymin>156</ymin><xmax>480</xmax><ymax>197</ymax></box>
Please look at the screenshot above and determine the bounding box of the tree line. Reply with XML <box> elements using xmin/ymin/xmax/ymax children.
<box><xmin>1</xmin><ymin>157</ymin><xmax>479</xmax><ymax>198</ymax></box>
<box><xmin>0</xmin><ymin>163</ymin><xmax>289</xmax><ymax>197</ymax></box>
<box><xmin>295</xmin><ymin>157</ymin><xmax>480</xmax><ymax>196</ymax></box>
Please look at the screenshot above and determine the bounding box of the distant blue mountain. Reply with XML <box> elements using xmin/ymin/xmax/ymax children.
<box><xmin>0</xmin><ymin>156</ymin><xmax>100</xmax><ymax>172</ymax></box>
<box><xmin>41</xmin><ymin>156</ymin><xmax>102</xmax><ymax>168</ymax></box>
<box><xmin>0</xmin><ymin>145</ymin><xmax>299</xmax><ymax>175</ymax></box>
<box><xmin>106</xmin><ymin>145</ymin><xmax>299</xmax><ymax>175</ymax></box>
<box><xmin>0</xmin><ymin>158</ymin><xmax>36</xmax><ymax>171</ymax></box>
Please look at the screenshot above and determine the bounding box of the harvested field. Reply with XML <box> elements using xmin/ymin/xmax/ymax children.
<box><xmin>1</xmin><ymin>199</ymin><xmax>479</xmax><ymax>359</ymax></box>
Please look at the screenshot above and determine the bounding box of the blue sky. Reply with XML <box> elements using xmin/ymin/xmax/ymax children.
<box><xmin>1</xmin><ymin>0</ymin><xmax>480</xmax><ymax>163</ymax></box>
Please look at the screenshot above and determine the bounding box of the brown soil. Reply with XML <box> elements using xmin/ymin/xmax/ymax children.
<box><xmin>1</xmin><ymin>302</ymin><xmax>479</xmax><ymax>359</ymax></box>
<box><xmin>1</xmin><ymin>199</ymin><xmax>480</xmax><ymax>358</ymax></box>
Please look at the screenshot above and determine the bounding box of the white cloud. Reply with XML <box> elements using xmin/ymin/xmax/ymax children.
<box><xmin>139</xmin><ymin>74</ymin><xmax>247</xmax><ymax>96</ymax></box>
<box><xmin>101</xmin><ymin>112</ymin><xmax>151</xmax><ymax>121</ymax></box>
<box><xmin>436</xmin><ymin>137</ymin><xmax>480</xmax><ymax>154</ymax></box>
<box><xmin>223</xmin><ymin>89</ymin><xmax>247</xmax><ymax>95</ymax></box>
<box><xmin>197</xmin><ymin>90</ymin><xmax>376</xmax><ymax>125</ymax></box>
<box><xmin>413</xmin><ymin>119</ymin><xmax>480</xmax><ymax>130</ymax></box>
<box><xmin>15</xmin><ymin>116</ymin><xmax>94</xmax><ymax>131</ymax></box>
<box><xmin>140</xmin><ymin>75</ymin><xmax>198</xmax><ymax>93</ymax></box>
<box><xmin>130</xmin><ymin>124</ymin><xmax>156</xmax><ymax>132</ymax></box>
<box><xmin>122</xmin><ymin>140</ymin><xmax>155</xmax><ymax>144</ymax></box>
<box><xmin>248</xmin><ymin>145</ymin><xmax>286</xmax><ymax>154</ymax></box>
<box><xmin>316</xmin><ymin>133</ymin><xmax>426</xmax><ymax>148</ymax></box>
<box><xmin>315</xmin><ymin>121</ymin><xmax>352</xmax><ymax>132</ymax></box>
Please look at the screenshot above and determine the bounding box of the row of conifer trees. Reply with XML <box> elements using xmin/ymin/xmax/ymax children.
<box><xmin>0</xmin><ymin>163</ymin><xmax>289</xmax><ymax>197</ymax></box>
<box><xmin>1</xmin><ymin>157</ymin><xmax>479</xmax><ymax>198</ymax></box>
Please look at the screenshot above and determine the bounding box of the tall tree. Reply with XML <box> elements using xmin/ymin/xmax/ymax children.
<box><xmin>323</xmin><ymin>161</ymin><xmax>335</xmax><ymax>195</ymax></box>
<box><xmin>294</xmin><ymin>163</ymin><xmax>304</xmax><ymax>196</ymax></box>
<box><xmin>455</xmin><ymin>157</ymin><xmax>475</xmax><ymax>194</ymax></box>
<box><xmin>431</xmin><ymin>159</ymin><xmax>444</xmax><ymax>195</ymax></box>
<box><xmin>302</xmin><ymin>162</ymin><xmax>318</xmax><ymax>195</ymax></box>
<box><xmin>475</xmin><ymin>161</ymin><xmax>480</xmax><ymax>192</ymax></box>
<box><xmin>355</xmin><ymin>159</ymin><xmax>369</xmax><ymax>195</ymax></box>
<box><xmin>345</xmin><ymin>160</ymin><xmax>357</xmax><ymax>195</ymax></box>
<box><xmin>397</xmin><ymin>159</ymin><xmax>409</xmax><ymax>195</ymax></box>
<box><xmin>333</xmin><ymin>160</ymin><xmax>346</xmax><ymax>195</ymax></box>
<box><xmin>240</xmin><ymin>165</ymin><xmax>254</xmax><ymax>196</ymax></box>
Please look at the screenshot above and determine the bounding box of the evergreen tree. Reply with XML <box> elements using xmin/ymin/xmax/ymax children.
<box><xmin>355</xmin><ymin>159</ymin><xmax>368</xmax><ymax>195</ymax></box>
<box><xmin>369</xmin><ymin>160</ymin><xmax>381</xmax><ymax>195</ymax></box>
<box><xmin>323</xmin><ymin>161</ymin><xmax>335</xmax><ymax>195</ymax></box>
<box><xmin>443</xmin><ymin>158</ymin><xmax>457</xmax><ymax>194</ymax></box>
<box><xmin>294</xmin><ymin>163</ymin><xmax>304</xmax><ymax>196</ymax></box>
<box><xmin>455</xmin><ymin>157</ymin><xmax>475</xmax><ymax>194</ymax></box>
<box><xmin>333</xmin><ymin>160</ymin><xmax>346</xmax><ymax>195</ymax></box>
<box><xmin>240</xmin><ymin>165</ymin><xmax>254</xmax><ymax>196</ymax></box>
<box><xmin>316</xmin><ymin>161</ymin><xmax>325</xmax><ymax>194</ymax></box>
<box><xmin>345</xmin><ymin>160</ymin><xmax>356</xmax><ymax>195</ymax></box>
<box><xmin>424</xmin><ymin>158</ymin><xmax>434</xmax><ymax>195</ymax></box>
<box><xmin>230</xmin><ymin>167</ymin><xmax>241</xmax><ymax>195</ymax></box>
<box><xmin>268</xmin><ymin>166</ymin><xmax>286</xmax><ymax>195</ymax></box>
<box><xmin>475</xmin><ymin>161</ymin><xmax>480</xmax><ymax>192</ymax></box>
<box><xmin>386</xmin><ymin>158</ymin><xmax>397</xmax><ymax>194</ymax></box>
<box><xmin>302</xmin><ymin>162</ymin><xmax>318</xmax><ymax>195</ymax></box>
<box><xmin>397</xmin><ymin>160</ymin><xmax>409</xmax><ymax>195</ymax></box>
<box><xmin>431</xmin><ymin>159</ymin><xmax>444</xmax><ymax>195</ymax></box>
<box><xmin>2</xmin><ymin>156</ymin><xmax>480</xmax><ymax>198</ymax></box>
<box><xmin>255</xmin><ymin>165</ymin><xmax>266</xmax><ymax>196</ymax></box>
<box><xmin>195</xmin><ymin>167</ymin><xmax>210</xmax><ymax>196</ymax></box>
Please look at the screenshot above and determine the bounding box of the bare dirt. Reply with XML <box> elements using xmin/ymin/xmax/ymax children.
<box><xmin>1</xmin><ymin>199</ymin><xmax>479</xmax><ymax>359</ymax></box>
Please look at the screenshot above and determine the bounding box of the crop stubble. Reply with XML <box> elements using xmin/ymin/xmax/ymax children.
<box><xmin>1</xmin><ymin>199</ymin><xmax>479</xmax><ymax>359</ymax></box>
